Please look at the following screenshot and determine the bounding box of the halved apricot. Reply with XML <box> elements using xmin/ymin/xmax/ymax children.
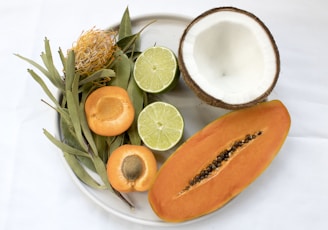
<box><xmin>84</xmin><ymin>86</ymin><xmax>134</xmax><ymax>136</ymax></box>
<box><xmin>107</xmin><ymin>144</ymin><xmax>157</xmax><ymax>193</ymax></box>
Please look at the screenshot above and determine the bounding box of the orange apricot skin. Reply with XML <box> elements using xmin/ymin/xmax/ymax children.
<box><xmin>107</xmin><ymin>144</ymin><xmax>158</xmax><ymax>193</ymax></box>
<box><xmin>148</xmin><ymin>100</ymin><xmax>291</xmax><ymax>222</ymax></box>
<box><xmin>84</xmin><ymin>86</ymin><xmax>134</xmax><ymax>136</ymax></box>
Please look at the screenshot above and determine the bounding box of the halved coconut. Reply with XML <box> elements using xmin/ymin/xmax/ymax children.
<box><xmin>178</xmin><ymin>7</ymin><xmax>280</xmax><ymax>109</ymax></box>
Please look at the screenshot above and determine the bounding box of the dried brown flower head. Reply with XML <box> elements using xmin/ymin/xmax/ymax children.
<box><xmin>70</xmin><ymin>27</ymin><xmax>117</xmax><ymax>76</ymax></box>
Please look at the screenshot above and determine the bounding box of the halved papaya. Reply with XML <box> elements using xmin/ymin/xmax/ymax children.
<box><xmin>148</xmin><ymin>100</ymin><xmax>291</xmax><ymax>222</ymax></box>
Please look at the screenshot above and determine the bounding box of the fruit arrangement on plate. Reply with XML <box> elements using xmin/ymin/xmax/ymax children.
<box><xmin>16</xmin><ymin>7</ymin><xmax>291</xmax><ymax>223</ymax></box>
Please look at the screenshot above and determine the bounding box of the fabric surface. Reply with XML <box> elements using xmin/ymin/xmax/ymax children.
<box><xmin>1</xmin><ymin>0</ymin><xmax>327</xmax><ymax>229</ymax></box>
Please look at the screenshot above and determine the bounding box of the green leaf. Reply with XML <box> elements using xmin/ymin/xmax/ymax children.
<box><xmin>44</xmin><ymin>38</ymin><xmax>61</xmax><ymax>77</ymax></box>
<box><xmin>143</xmin><ymin>91</ymin><xmax>149</xmax><ymax>106</ymax></box>
<box><xmin>79</xmin><ymin>86</ymin><xmax>99</xmax><ymax>156</ymax></box>
<box><xmin>108</xmin><ymin>134</ymin><xmax>125</xmax><ymax>155</ymax></box>
<box><xmin>15</xmin><ymin>54</ymin><xmax>50</xmax><ymax>82</ymax></box>
<box><xmin>110</xmin><ymin>51</ymin><xmax>131</xmax><ymax>89</ymax></box>
<box><xmin>116</xmin><ymin>19</ymin><xmax>155</xmax><ymax>53</ymax></box>
<box><xmin>26</xmin><ymin>69</ymin><xmax>70</xmax><ymax>123</ymax></box>
<box><xmin>65</xmin><ymin>50</ymin><xmax>76</xmax><ymax>91</ymax></box>
<box><xmin>116</xmin><ymin>33</ymin><xmax>140</xmax><ymax>53</ymax></box>
<box><xmin>66</xmin><ymin>90</ymin><xmax>86</xmax><ymax>151</ymax></box>
<box><xmin>59</xmin><ymin>115</ymin><xmax>84</xmax><ymax>151</ymax></box>
<box><xmin>15</xmin><ymin>39</ymin><xmax>64</xmax><ymax>91</ymax></box>
<box><xmin>92</xmin><ymin>155</ymin><xmax>112</xmax><ymax>189</ymax></box>
<box><xmin>78</xmin><ymin>68</ymin><xmax>115</xmax><ymax>86</ymax></box>
<box><xmin>63</xmin><ymin>51</ymin><xmax>88</xmax><ymax>150</ymax></box>
<box><xmin>63</xmin><ymin>152</ymin><xmax>106</xmax><ymax>189</ymax></box>
<box><xmin>118</xmin><ymin>7</ymin><xmax>132</xmax><ymax>40</ymax></box>
<box><xmin>76</xmin><ymin>155</ymin><xmax>96</xmax><ymax>172</ymax></box>
<box><xmin>43</xmin><ymin>129</ymin><xmax>90</xmax><ymax>158</ymax></box>
<box><xmin>41</xmin><ymin>38</ymin><xmax>64</xmax><ymax>90</ymax></box>
<box><xmin>93</xmin><ymin>134</ymin><xmax>108</xmax><ymax>163</ymax></box>
<box><xmin>60</xmin><ymin>113</ymin><xmax>97</xmax><ymax>172</ymax></box>
<box><xmin>58</xmin><ymin>47</ymin><xmax>67</xmax><ymax>71</ymax></box>
<box><xmin>127</xmin><ymin>61</ymin><xmax>144</xmax><ymax>145</ymax></box>
<box><xmin>125</xmin><ymin>51</ymin><xmax>142</xmax><ymax>61</ymax></box>
<box><xmin>27</xmin><ymin>69</ymin><xmax>57</xmax><ymax>105</ymax></box>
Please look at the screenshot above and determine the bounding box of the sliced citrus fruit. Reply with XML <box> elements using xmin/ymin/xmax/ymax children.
<box><xmin>133</xmin><ymin>46</ymin><xmax>180</xmax><ymax>93</ymax></box>
<box><xmin>137</xmin><ymin>102</ymin><xmax>184</xmax><ymax>151</ymax></box>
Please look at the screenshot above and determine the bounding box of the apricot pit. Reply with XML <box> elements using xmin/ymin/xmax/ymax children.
<box><xmin>121</xmin><ymin>155</ymin><xmax>144</xmax><ymax>181</ymax></box>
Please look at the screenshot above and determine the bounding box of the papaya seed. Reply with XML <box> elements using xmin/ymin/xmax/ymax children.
<box><xmin>182</xmin><ymin>130</ymin><xmax>264</xmax><ymax>192</ymax></box>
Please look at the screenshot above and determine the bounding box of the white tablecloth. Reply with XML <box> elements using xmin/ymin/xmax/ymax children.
<box><xmin>1</xmin><ymin>0</ymin><xmax>328</xmax><ymax>229</ymax></box>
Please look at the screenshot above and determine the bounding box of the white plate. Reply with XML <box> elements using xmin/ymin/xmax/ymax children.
<box><xmin>58</xmin><ymin>14</ymin><xmax>268</xmax><ymax>226</ymax></box>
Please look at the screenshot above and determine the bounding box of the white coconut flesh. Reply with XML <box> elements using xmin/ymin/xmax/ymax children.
<box><xmin>179</xmin><ymin>8</ymin><xmax>279</xmax><ymax>107</ymax></box>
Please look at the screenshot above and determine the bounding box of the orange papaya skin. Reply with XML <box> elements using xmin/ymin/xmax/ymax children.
<box><xmin>148</xmin><ymin>100</ymin><xmax>291</xmax><ymax>222</ymax></box>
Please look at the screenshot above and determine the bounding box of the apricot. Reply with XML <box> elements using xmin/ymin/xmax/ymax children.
<box><xmin>84</xmin><ymin>86</ymin><xmax>134</xmax><ymax>136</ymax></box>
<box><xmin>107</xmin><ymin>144</ymin><xmax>157</xmax><ymax>192</ymax></box>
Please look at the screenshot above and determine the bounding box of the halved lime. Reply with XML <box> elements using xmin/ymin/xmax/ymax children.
<box><xmin>133</xmin><ymin>46</ymin><xmax>179</xmax><ymax>93</ymax></box>
<box><xmin>137</xmin><ymin>102</ymin><xmax>184</xmax><ymax>151</ymax></box>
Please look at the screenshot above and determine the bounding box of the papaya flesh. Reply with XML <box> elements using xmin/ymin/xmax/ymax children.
<box><xmin>148</xmin><ymin>100</ymin><xmax>291</xmax><ymax>222</ymax></box>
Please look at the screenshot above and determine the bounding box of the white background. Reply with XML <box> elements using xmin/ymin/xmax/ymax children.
<box><xmin>1</xmin><ymin>0</ymin><xmax>328</xmax><ymax>229</ymax></box>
